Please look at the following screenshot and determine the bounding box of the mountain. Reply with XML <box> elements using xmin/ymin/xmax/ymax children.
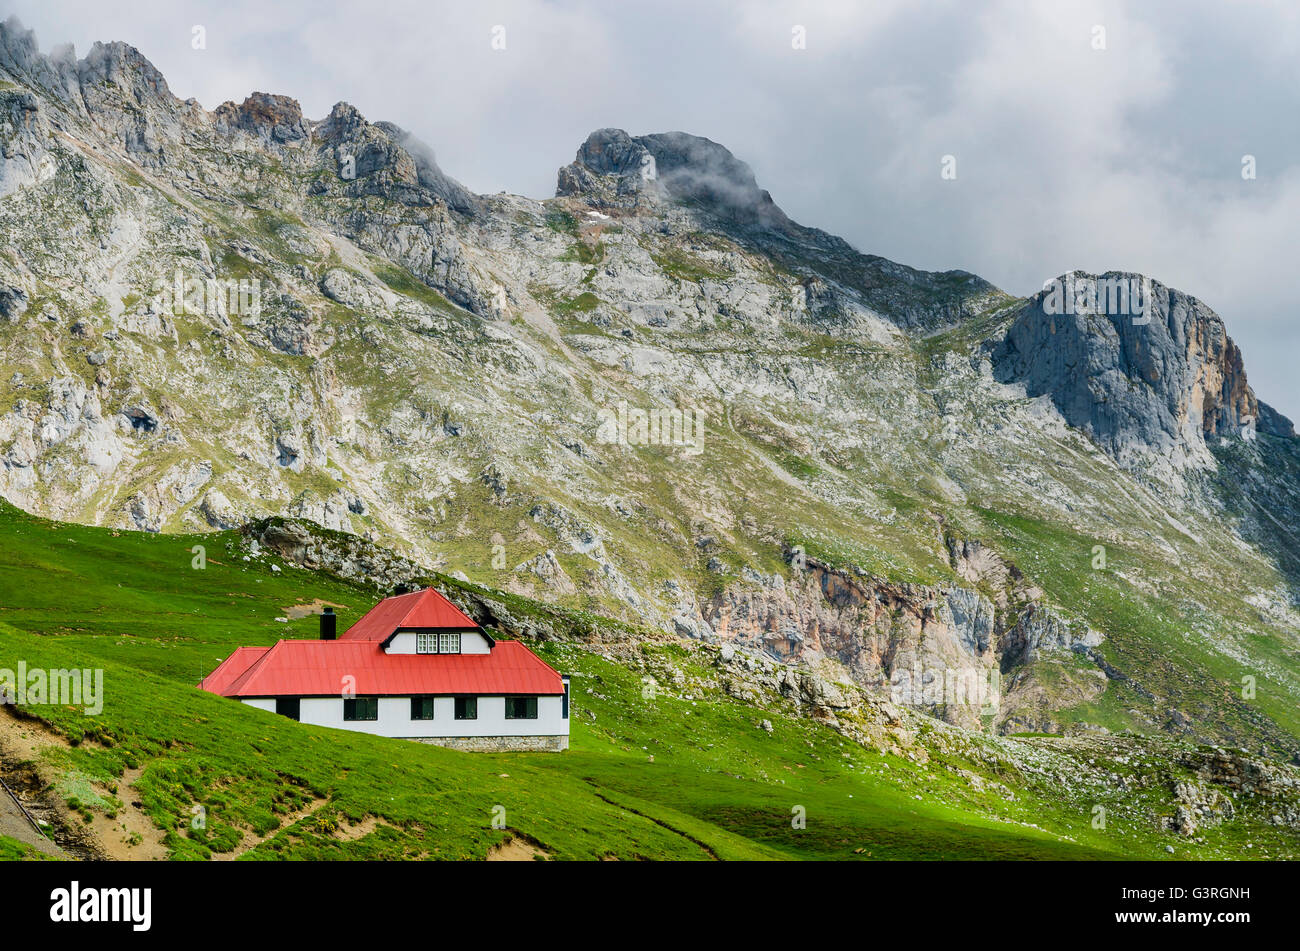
<box><xmin>1</xmin><ymin>16</ymin><xmax>1298</xmax><ymax>760</ymax></box>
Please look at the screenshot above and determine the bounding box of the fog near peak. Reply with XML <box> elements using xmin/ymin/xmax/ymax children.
<box><xmin>5</xmin><ymin>0</ymin><xmax>1297</xmax><ymax>418</ymax></box>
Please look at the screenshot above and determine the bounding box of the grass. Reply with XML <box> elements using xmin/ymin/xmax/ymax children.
<box><xmin>544</xmin><ymin>209</ymin><xmax>579</xmax><ymax>236</ymax></box>
<box><xmin>651</xmin><ymin>248</ymin><xmax>734</xmax><ymax>283</ymax></box>
<box><xmin>973</xmin><ymin>504</ymin><xmax>1300</xmax><ymax>754</ymax></box>
<box><xmin>373</xmin><ymin>263</ymin><xmax>461</xmax><ymax>315</ymax></box>
<box><xmin>552</xmin><ymin>291</ymin><xmax>601</xmax><ymax>315</ymax></box>
<box><xmin>560</xmin><ymin>240</ymin><xmax>604</xmax><ymax>265</ymax></box>
<box><xmin>0</xmin><ymin>835</ymin><xmax>57</xmax><ymax>861</ymax></box>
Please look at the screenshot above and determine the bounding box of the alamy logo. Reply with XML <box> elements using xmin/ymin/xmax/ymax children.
<box><xmin>151</xmin><ymin>269</ymin><xmax>262</xmax><ymax>318</ymax></box>
<box><xmin>50</xmin><ymin>881</ymin><xmax>151</xmax><ymax>931</ymax></box>
<box><xmin>596</xmin><ymin>400</ymin><xmax>705</xmax><ymax>456</ymax></box>
<box><xmin>890</xmin><ymin>664</ymin><xmax>1000</xmax><ymax>714</ymax></box>
<box><xmin>0</xmin><ymin>663</ymin><xmax>103</xmax><ymax>715</ymax></box>
<box><xmin>1042</xmin><ymin>273</ymin><xmax>1152</xmax><ymax>325</ymax></box>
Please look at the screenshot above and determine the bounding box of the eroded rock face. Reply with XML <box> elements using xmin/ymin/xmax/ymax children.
<box><xmin>214</xmin><ymin>92</ymin><xmax>309</xmax><ymax>145</ymax></box>
<box><xmin>999</xmin><ymin>604</ymin><xmax>1103</xmax><ymax>670</ymax></box>
<box><xmin>698</xmin><ymin>556</ymin><xmax>1065</xmax><ymax>730</ymax></box>
<box><xmin>948</xmin><ymin>537</ymin><xmax>1043</xmax><ymax>607</ymax></box>
<box><xmin>990</xmin><ymin>271</ymin><xmax>1295</xmax><ymax>487</ymax></box>
<box><xmin>689</xmin><ymin>548</ymin><xmax>1122</xmax><ymax>735</ymax></box>
<box><xmin>0</xmin><ymin>87</ymin><xmax>54</xmax><ymax>197</ymax></box>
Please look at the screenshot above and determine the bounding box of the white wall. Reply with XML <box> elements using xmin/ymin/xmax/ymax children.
<box><xmin>242</xmin><ymin>693</ymin><xmax>568</xmax><ymax>739</ymax></box>
<box><xmin>384</xmin><ymin>631</ymin><xmax>492</xmax><ymax>655</ymax></box>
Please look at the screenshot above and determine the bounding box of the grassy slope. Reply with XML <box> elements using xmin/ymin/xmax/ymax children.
<box><xmin>0</xmin><ymin>835</ymin><xmax>56</xmax><ymax>860</ymax></box>
<box><xmin>0</xmin><ymin>498</ymin><xmax>1197</xmax><ymax>861</ymax></box>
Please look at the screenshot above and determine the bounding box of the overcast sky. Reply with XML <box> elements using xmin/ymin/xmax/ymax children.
<box><xmin>7</xmin><ymin>0</ymin><xmax>1298</xmax><ymax>419</ymax></box>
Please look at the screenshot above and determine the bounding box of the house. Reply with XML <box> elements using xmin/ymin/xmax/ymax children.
<box><xmin>198</xmin><ymin>587</ymin><xmax>570</xmax><ymax>751</ymax></box>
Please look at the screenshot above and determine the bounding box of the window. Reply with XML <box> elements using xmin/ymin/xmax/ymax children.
<box><xmin>562</xmin><ymin>681</ymin><xmax>569</xmax><ymax>720</ymax></box>
<box><xmin>343</xmin><ymin>697</ymin><xmax>379</xmax><ymax>721</ymax></box>
<box><xmin>505</xmin><ymin>696</ymin><xmax>538</xmax><ymax>720</ymax></box>
<box><xmin>276</xmin><ymin>698</ymin><xmax>300</xmax><ymax>721</ymax></box>
<box><xmin>411</xmin><ymin>697</ymin><xmax>436</xmax><ymax>720</ymax></box>
<box><xmin>415</xmin><ymin>631</ymin><xmax>460</xmax><ymax>654</ymax></box>
<box><xmin>454</xmin><ymin>696</ymin><xmax>477</xmax><ymax>720</ymax></box>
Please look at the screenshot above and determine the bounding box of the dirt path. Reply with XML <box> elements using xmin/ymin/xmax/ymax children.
<box><xmin>486</xmin><ymin>831</ymin><xmax>552</xmax><ymax>861</ymax></box>
<box><xmin>0</xmin><ymin>706</ymin><xmax>158</xmax><ymax>862</ymax></box>
<box><xmin>0</xmin><ymin>716</ymin><xmax>101</xmax><ymax>860</ymax></box>
<box><xmin>212</xmin><ymin>797</ymin><xmax>325</xmax><ymax>860</ymax></box>
<box><xmin>83</xmin><ymin>766</ymin><xmax>170</xmax><ymax>861</ymax></box>
<box><xmin>282</xmin><ymin>599</ymin><xmax>348</xmax><ymax>619</ymax></box>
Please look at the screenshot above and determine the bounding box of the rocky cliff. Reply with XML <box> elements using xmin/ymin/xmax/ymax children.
<box><xmin>990</xmin><ymin>270</ymin><xmax>1294</xmax><ymax>490</ymax></box>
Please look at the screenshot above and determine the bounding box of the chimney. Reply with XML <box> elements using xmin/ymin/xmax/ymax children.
<box><xmin>320</xmin><ymin>607</ymin><xmax>336</xmax><ymax>640</ymax></box>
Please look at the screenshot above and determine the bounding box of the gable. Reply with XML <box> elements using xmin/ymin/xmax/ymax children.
<box><xmin>341</xmin><ymin>587</ymin><xmax>488</xmax><ymax>643</ymax></box>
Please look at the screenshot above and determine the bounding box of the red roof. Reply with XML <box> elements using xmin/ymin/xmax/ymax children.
<box><xmin>341</xmin><ymin>587</ymin><xmax>481</xmax><ymax>641</ymax></box>
<box><xmin>200</xmin><ymin>640</ymin><xmax>563</xmax><ymax>698</ymax></box>
<box><xmin>198</xmin><ymin>646</ymin><xmax>270</xmax><ymax>694</ymax></box>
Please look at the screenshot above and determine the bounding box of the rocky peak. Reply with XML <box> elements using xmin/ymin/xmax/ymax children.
<box><xmin>556</xmin><ymin>128</ymin><xmax>657</xmax><ymax>210</ymax></box>
<box><xmin>77</xmin><ymin>40</ymin><xmax>172</xmax><ymax>104</ymax></box>
<box><xmin>1</xmin><ymin>18</ymin><xmax>174</xmax><ymax>111</ymax></box>
<box><xmin>638</xmin><ymin>131</ymin><xmax>793</xmax><ymax>232</ymax></box>
<box><xmin>566</xmin><ymin>127</ymin><xmax>645</xmax><ymax>177</ymax></box>
<box><xmin>316</xmin><ymin>100</ymin><xmax>368</xmax><ymax>141</ymax></box>
<box><xmin>558</xmin><ymin>127</ymin><xmax>792</xmax><ymax>233</ymax></box>
<box><xmin>373</xmin><ymin>121</ymin><xmax>478</xmax><ymax>215</ymax></box>
<box><xmin>214</xmin><ymin>92</ymin><xmax>308</xmax><ymax>144</ymax></box>
<box><xmin>990</xmin><ymin>270</ymin><xmax>1295</xmax><ymax>483</ymax></box>
<box><xmin>0</xmin><ymin>17</ymin><xmax>78</xmax><ymax>103</ymax></box>
<box><xmin>556</xmin><ymin>127</ymin><xmax>1001</xmax><ymax>331</ymax></box>
<box><xmin>0</xmin><ymin>18</ymin><xmax>185</xmax><ymax>162</ymax></box>
<box><xmin>312</xmin><ymin>101</ymin><xmax>477</xmax><ymax>214</ymax></box>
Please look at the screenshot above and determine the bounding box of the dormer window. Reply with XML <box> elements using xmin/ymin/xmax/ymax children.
<box><xmin>415</xmin><ymin>631</ymin><xmax>461</xmax><ymax>654</ymax></box>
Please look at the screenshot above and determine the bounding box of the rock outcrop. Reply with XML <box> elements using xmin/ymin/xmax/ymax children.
<box><xmin>693</xmin><ymin>554</ymin><xmax>1105</xmax><ymax>733</ymax></box>
<box><xmin>990</xmin><ymin>270</ymin><xmax>1295</xmax><ymax>486</ymax></box>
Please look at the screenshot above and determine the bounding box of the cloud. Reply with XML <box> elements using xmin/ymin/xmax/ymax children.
<box><xmin>4</xmin><ymin>0</ymin><xmax>1296</xmax><ymax>416</ymax></box>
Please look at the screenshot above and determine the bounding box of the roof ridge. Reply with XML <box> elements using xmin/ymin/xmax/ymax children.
<box><xmin>341</xmin><ymin>585</ymin><xmax>481</xmax><ymax>641</ymax></box>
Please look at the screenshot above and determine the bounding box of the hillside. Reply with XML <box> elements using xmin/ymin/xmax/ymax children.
<box><xmin>2</xmin><ymin>500</ymin><xmax>1300</xmax><ymax>861</ymax></box>
<box><xmin>0</xmin><ymin>11</ymin><xmax>1298</xmax><ymax>823</ymax></box>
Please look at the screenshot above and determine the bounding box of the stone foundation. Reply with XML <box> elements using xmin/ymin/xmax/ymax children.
<box><xmin>411</xmin><ymin>734</ymin><xmax>568</xmax><ymax>752</ymax></box>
